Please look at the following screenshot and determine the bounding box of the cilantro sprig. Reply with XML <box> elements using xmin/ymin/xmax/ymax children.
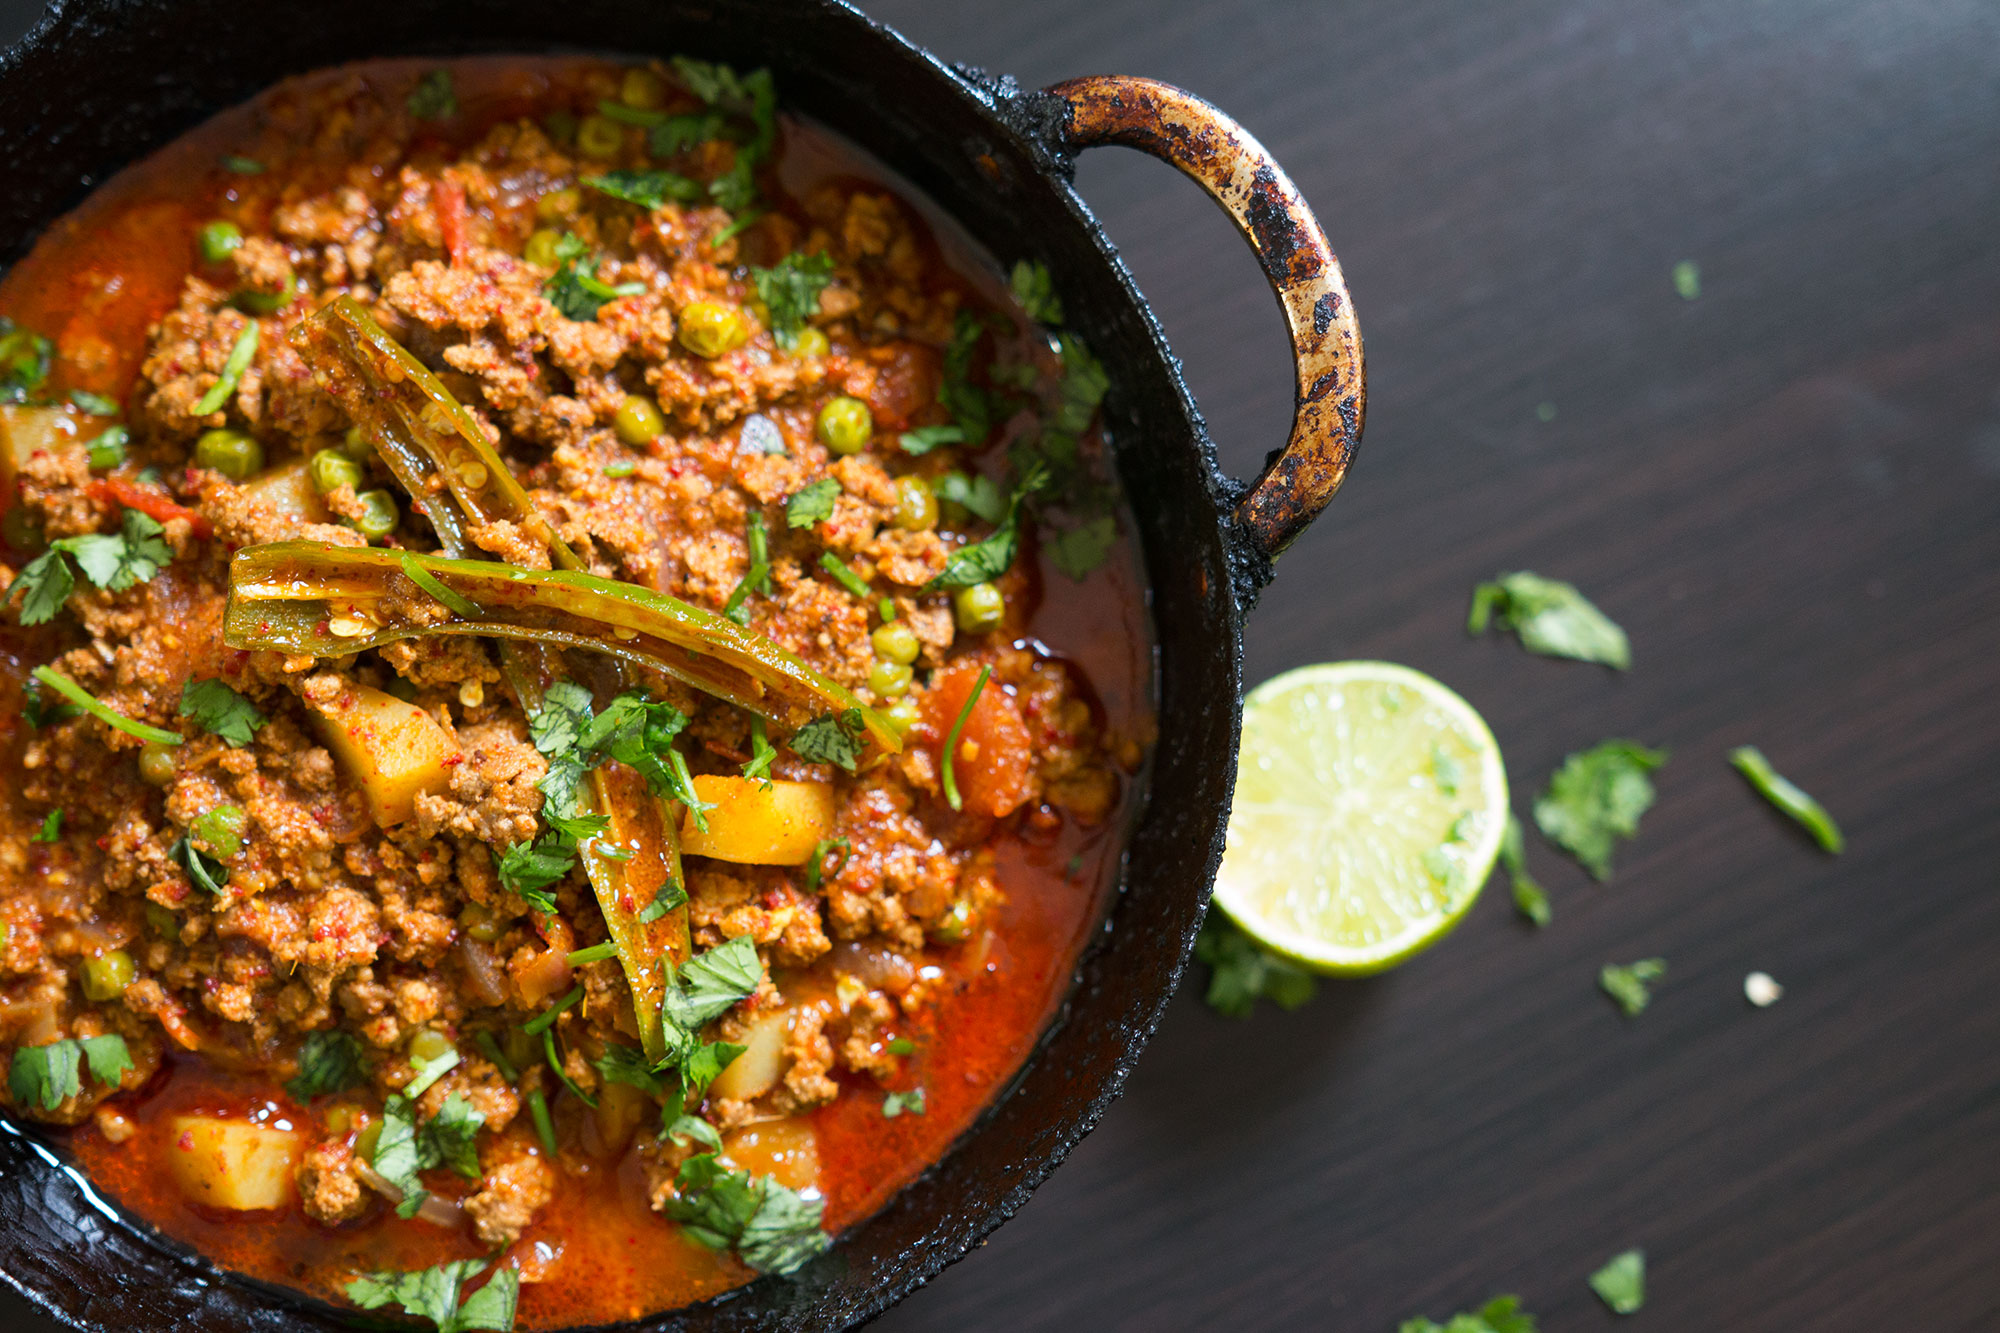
<box><xmin>286</xmin><ymin>1029</ymin><xmax>369</xmax><ymax>1101</ymax></box>
<box><xmin>346</xmin><ymin>1258</ymin><xmax>517</xmax><ymax>1333</ymax></box>
<box><xmin>7</xmin><ymin>1034</ymin><xmax>132</xmax><ymax>1110</ymax></box>
<box><xmin>542</xmin><ymin>233</ymin><xmax>646</xmax><ymax>322</ymax></box>
<box><xmin>1468</xmin><ymin>571</ymin><xmax>1630</xmax><ymax>669</ymax></box>
<box><xmin>1589</xmin><ymin>1248</ymin><xmax>1646</xmax><ymax>1314</ymax></box>
<box><xmin>371</xmin><ymin>1090</ymin><xmax>484</xmax><ymax>1218</ymax></box>
<box><xmin>1398</xmin><ymin>1294</ymin><xmax>1539</xmax><ymax>1333</ymax></box>
<box><xmin>1600</xmin><ymin>958</ymin><xmax>1667</xmax><ymax>1017</ymax></box>
<box><xmin>924</xmin><ymin>465</ymin><xmax>1044</xmax><ymax>592</ymax></box>
<box><xmin>785</xmin><ymin>477</ymin><xmax>838</xmax><ymax>529</ymax></box>
<box><xmin>179</xmin><ymin>678</ymin><xmax>266</xmax><ymax>747</ymax></box>
<box><xmin>5</xmin><ymin>508</ymin><xmax>173</xmax><ymax>625</ymax></box>
<box><xmin>663</xmin><ymin>1150</ymin><xmax>829</xmax><ymax>1275</ymax></box>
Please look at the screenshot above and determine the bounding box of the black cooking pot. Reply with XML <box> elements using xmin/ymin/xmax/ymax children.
<box><xmin>0</xmin><ymin>0</ymin><xmax>1364</xmax><ymax>1327</ymax></box>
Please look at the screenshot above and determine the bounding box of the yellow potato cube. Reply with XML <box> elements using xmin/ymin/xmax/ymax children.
<box><xmin>308</xmin><ymin>683</ymin><xmax>460</xmax><ymax>826</ymax></box>
<box><xmin>708</xmin><ymin>1005</ymin><xmax>791</xmax><ymax>1103</ymax></box>
<box><xmin>719</xmin><ymin>1117</ymin><xmax>819</xmax><ymax>1192</ymax></box>
<box><xmin>679</xmin><ymin>775</ymin><xmax>834</xmax><ymax>866</ymax></box>
<box><xmin>166</xmin><ymin>1114</ymin><xmax>303</xmax><ymax>1211</ymax></box>
<box><xmin>238</xmin><ymin>458</ymin><xmax>329</xmax><ymax>524</ymax></box>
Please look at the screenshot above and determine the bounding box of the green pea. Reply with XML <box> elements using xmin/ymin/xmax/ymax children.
<box><xmin>458</xmin><ymin>901</ymin><xmax>503</xmax><ymax>944</ymax></box>
<box><xmin>233</xmin><ymin>274</ymin><xmax>298</xmax><ymax>315</ymax></box>
<box><xmin>816</xmin><ymin>396</ymin><xmax>873</xmax><ymax>455</ymax></box>
<box><xmin>138</xmin><ymin>742</ymin><xmax>177</xmax><ymax>786</ymax></box>
<box><xmin>880</xmin><ymin>698</ymin><xmax>921</xmax><ymax>736</ymax></box>
<box><xmin>191</xmin><ymin>804</ymin><xmax>247</xmax><ymax>859</ymax></box>
<box><xmin>620</xmin><ymin>67</ymin><xmax>666</xmax><ymax>110</ymax></box>
<box><xmin>340</xmin><ymin>425</ymin><xmax>375</xmax><ymax>460</ymax></box>
<box><xmin>309</xmin><ymin>448</ymin><xmax>364</xmax><ymax>495</ymax></box>
<box><xmin>890</xmin><ymin>475</ymin><xmax>937</xmax><ymax>531</ymax></box>
<box><xmin>81</xmin><ymin>949</ymin><xmax>135</xmax><ymax>1001</ymax></box>
<box><xmin>929</xmin><ymin>896</ymin><xmax>976</xmax><ymax>944</ymax></box>
<box><xmin>793</xmin><ymin>327</ymin><xmax>830</xmax><ymax>359</ymax></box>
<box><xmin>407</xmin><ymin>1027</ymin><xmax>455</xmax><ymax>1065</ymax></box>
<box><xmin>954</xmin><ymin>581</ymin><xmax>1005</xmax><ymax>634</ymax></box>
<box><xmin>613</xmin><ymin>395</ymin><xmax>665</xmax><ymax>445</ymax></box>
<box><xmin>146</xmin><ymin>902</ymin><xmax>178</xmax><ymax>939</ymax></box>
<box><xmin>524</xmin><ymin>228</ymin><xmax>563</xmax><ymax>269</ymax></box>
<box><xmin>198</xmin><ymin>220</ymin><xmax>243</xmax><ymax>264</ymax></box>
<box><xmin>349</xmin><ymin>489</ymin><xmax>400</xmax><ymax>541</ymax></box>
<box><xmin>871</xmin><ymin>620</ymin><xmax>921</xmax><ymax>666</ymax></box>
<box><xmin>867</xmin><ymin>659</ymin><xmax>913</xmax><ymax>698</ymax></box>
<box><xmin>678</xmin><ymin>301</ymin><xmax>750</xmax><ymax>359</ymax></box>
<box><xmin>536</xmin><ymin>187</ymin><xmax>581</xmax><ymax>222</ymax></box>
<box><xmin>576</xmin><ymin>114</ymin><xmax>624</xmax><ymax>160</ymax></box>
<box><xmin>194</xmin><ymin>428</ymin><xmax>264</xmax><ymax>481</ymax></box>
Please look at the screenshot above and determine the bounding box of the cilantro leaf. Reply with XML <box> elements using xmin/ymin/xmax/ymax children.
<box><xmin>664</xmin><ymin>1110</ymin><xmax>723</xmax><ymax>1153</ymax></box>
<box><xmin>6</xmin><ymin>549</ymin><xmax>74</xmax><ymax>625</ymax></box>
<box><xmin>670</xmin><ymin>935</ymin><xmax>764</xmax><ymax>1029</ymax></box>
<box><xmin>21</xmin><ymin>676</ymin><xmax>79</xmax><ymax>730</ymax></box>
<box><xmin>543</xmin><ymin>233</ymin><xmax>644</xmax><ymax>322</ymax></box>
<box><xmin>675</xmin><ymin>1039</ymin><xmax>746</xmax><ymax>1107</ymax></box>
<box><xmin>1534</xmin><ymin>740</ymin><xmax>1667</xmax><ymax>880</ymax></box>
<box><xmin>1600</xmin><ymin>958</ymin><xmax>1667</xmax><ymax>1017</ymax></box>
<box><xmin>803</xmin><ymin>835</ymin><xmax>851</xmax><ymax>893</ymax></box>
<box><xmin>938</xmin><ymin>310</ymin><xmax>991</xmax><ymax>442</ymax></box>
<box><xmin>424</xmin><ymin>1092</ymin><xmax>484</xmax><ymax>1180</ymax></box>
<box><xmin>924</xmin><ymin>466</ymin><xmax>1044</xmax><ymax>592</ymax></box>
<box><xmin>8</xmin><ymin>1034</ymin><xmax>131</xmax><ymax>1111</ymax></box>
<box><xmin>372</xmin><ymin>1090</ymin><xmax>485</xmax><ymax>1217</ymax></box>
<box><xmin>898</xmin><ymin>425</ymin><xmax>964</xmax><ymax>456</ymax></box>
<box><xmin>785</xmin><ymin>477</ymin><xmax>839</xmax><ymax>529</ymax></box>
<box><xmin>1045</xmin><ymin>514</ymin><xmax>1117</xmax><ymax>581</ymax></box>
<box><xmin>584</xmin><ymin>169</ymin><xmax>704</xmax><ymax>210</ymax></box>
<box><xmin>1728</xmin><ymin>745</ymin><xmax>1843</xmax><ymax>853</ymax></box>
<box><xmin>495</xmin><ymin>838</ymin><xmax>572</xmax><ymax>912</ymax></box>
<box><xmin>750</xmin><ymin>252</ymin><xmax>834</xmax><ymax>349</ymax></box>
<box><xmin>648</xmin><ymin>109</ymin><xmax>728</xmax><ymax>157</ymax></box>
<box><xmin>530</xmin><ymin>680</ymin><xmax>595</xmax><ymax>756</ymax></box>
<box><xmin>69</xmin><ymin>389</ymin><xmax>118</xmax><ymax>416</ymax></box>
<box><xmin>79</xmin><ymin>1034</ymin><xmax>132</xmax><ymax>1086</ymax></box>
<box><xmin>1468</xmin><ymin>571</ymin><xmax>1630</xmax><ymax>669</ymax></box>
<box><xmin>740</xmin><ymin>714</ymin><xmax>775</xmax><ymax>786</ymax></box>
<box><xmin>663</xmin><ymin>1152</ymin><xmax>830</xmax><ymax>1275</ymax></box>
<box><xmin>169</xmin><ymin>833</ymin><xmax>230</xmax><ymax>896</ymax></box>
<box><xmin>1008</xmin><ymin>259</ymin><xmax>1063</xmax><ymax>324</ymax></box>
<box><xmin>1193</xmin><ymin>912</ymin><xmax>1317</xmax><ymax>1018</ymax></box>
<box><xmin>85</xmin><ymin>424</ymin><xmax>128</xmax><ymax>470</ymax></box>
<box><xmin>31</xmin><ymin>809</ymin><xmax>60</xmax><ymax>842</ymax></box>
<box><xmin>594</xmin><ymin>1043</ymin><xmax>668</xmax><ymax>1099</ymax></box>
<box><xmin>881</xmin><ymin>1087</ymin><xmax>926</xmax><ymax>1118</ymax></box>
<box><xmin>1398</xmin><ymin>1294</ymin><xmax>1539</xmax><ymax>1333</ymax></box>
<box><xmin>637</xmin><ymin>877</ymin><xmax>687</xmax><ymax>923</ymax></box>
<box><xmin>346</xmin><ymin>1257</ymin><xmax>517</xmax><ymax>1333</ymax></box>
<box><xmin>1589</xmin><ymin>1248</ymin><xmax>1646</xmax><ymax>1314</ymax></box>
<box><xmin>286</xmin><ymin>1030</ymin><xmax>369</xmax><ymax>1100</ymax></box>
<box><xmin>935</xmin><ymin>471</ymin><xmax>1006</xmax><ymax>525</ymax></box>
<box><xmin>178</xmin><ymin>678</ymin><xmax>266</xmax><ymax>747</ymax></box>
<box><xmin>787</xmin><ymin>708</ymin><xmax>867</xmax><ymax>773</ymax></box>
<box><xmin>406</xmin><ymin>69</ymin><xmax>458</xmax><ymax>121</ymax></box>
<box><xmin>0</xmin><ymin>318</ymin><xmax>52</xmax><ymax>404</ymax></box>
<box><xmin>1500</xmin><ymin>814</ymin><xmax>1550</xmax><ymax>927</ymax></box>
<box><xmin>59</xmin><ymin>508</ymin><xmax>171</xmax><ymax>592</ymax></box>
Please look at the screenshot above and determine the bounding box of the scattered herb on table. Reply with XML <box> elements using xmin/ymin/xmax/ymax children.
<box><xmin>1467</xmin><ymin>571</ymin><xmax>1629</xmax><ymax>669</ymax></box>
<box><xmin>1500</xmin><ymin>814</ymin><xmax>1550</xmax><ymax>926</ymax></box>
<box><xmin>1673</xmin><ymin>260</ymin><xmax>1701</xmax><ymax>300</ymax></box>
<box><xmin>1194</xmin><ymin>911</ymin><xmax>1318</xmax><ymax>1018</ymax></box>
<box><xmin>1534</xmin><ymin>740</ymin><xmax>1667</xmax><ymax>880</ymax></box>
<box><xmin>1600</xmin><ymin>958</ymin><xmax>1667</xmax><ymax>1017</ymax></box>
<box><xmin>1589</xmin><ymin>1248</ymin><xmax>1646</xmax><ymax>1314</ymax></box>
<box><xmin>1398</xmin><ymin>1293</ymin><xmax>1539</xmax><ymax>1333</ymax></box>
<box><xmin>1728</xmin><ymin>745</ymin><xmax>1843</xmax><ymax>853</ymax></box>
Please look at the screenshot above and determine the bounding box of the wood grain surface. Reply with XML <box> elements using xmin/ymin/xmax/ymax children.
<box><xmin>4</xmin><ymin>1</ymin><xmax>1998</xmax><ymax>1329</ymax></box>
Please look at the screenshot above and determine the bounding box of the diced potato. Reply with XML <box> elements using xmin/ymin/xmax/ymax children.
<box><xmin>239</xmin><ymin>458</ymin><xmax>330</xmax><ymax>524</ymax></box>
<box><xmin>0</xmin><ymin>404</ymin><xmax>78</xmax><ymax>482</ymax></box>
<box><xmin>166</xmin><ymin>1114</ymin><xmax>303</xmax><ymax>1210</ymax></box>
<box><xmin>720</xmin><ymin>1118</ymin><xmax>819</xmax><ymax>1192</ymax></box>
<box><xmin>679</xmin><ymin>776</ymin><xmax>834</xmax><ymax>865</ymax></box>
<box><xmin>709</xmin><ymin>1005</ymin><xmax>790</xmax><ymax>1104</ymax></box>
<box><xmin>307</xmin><ymin>683</ymin><xmax>460</xmax><ymax>826</ymax></box>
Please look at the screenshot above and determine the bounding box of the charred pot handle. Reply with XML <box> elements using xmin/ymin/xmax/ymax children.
<box><xmin>1047</xmin><ymin>75</ymin><xmax>1365</xmax><ymax>573</ymax></box>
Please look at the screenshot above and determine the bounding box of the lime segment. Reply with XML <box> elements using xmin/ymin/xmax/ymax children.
<box><xmin>1214</xmin><ymin>661</ymin><xmax>1508</xmax><ymax>975</ymax></box>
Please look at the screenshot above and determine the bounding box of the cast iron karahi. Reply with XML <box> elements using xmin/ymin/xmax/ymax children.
<box><xmin>0</xmin><ymin>0</ymin><xmax>1363</xmax><ymax>1327</ymax></box>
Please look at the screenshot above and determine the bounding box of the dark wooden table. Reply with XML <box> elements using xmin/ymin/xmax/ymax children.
<box><xmin>4</xmin><ymin>1</ymin><xmax>1997</xmax><ymax>1329</ymax></box>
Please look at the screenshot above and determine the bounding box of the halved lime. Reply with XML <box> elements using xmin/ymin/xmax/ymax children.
<box><xmin>1214</xmin><ymin>661</ymin><xmax>1508</xmax><ymax>975</ymax></box>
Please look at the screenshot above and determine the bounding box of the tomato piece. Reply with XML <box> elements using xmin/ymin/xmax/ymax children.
<box><xmin>922</xmin><ymin>660</ymin><xmax>1033</xmax><ymax>818</ymax></box>
<box><xmin>89</xmin><ymin>477</ymin><xmax>212</xmax><ymax>538</ymax></box>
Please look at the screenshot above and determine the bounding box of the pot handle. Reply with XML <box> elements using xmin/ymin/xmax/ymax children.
<box><xmin>1046</xmin><ymin>75</ymin><xmax>1365</xmax><ymax>573</ymax></box>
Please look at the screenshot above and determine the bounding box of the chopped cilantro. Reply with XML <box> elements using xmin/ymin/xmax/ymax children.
<box><xmin>1194</xmin><ymin>912</ymin><xmax>1318</xmax><ymax>1018</ymax></box>
<box><xmin>749</xmin><ymin>251</ymin><xmax>834</xmax><ymax>349</ymax></box>
<box><xmin>31</xmin><ymin>809</ymin><xmax>60</xmax><ymax>843</ymax></box>
<box><xmin>372</xmin><ymin>1090</ymin><xmax>485</xmax><ymax>1217</ymax></box>
<box><xmin>886</xmin><ymin>1037</ymin><xmax>915</xmax><ymax>1056</ymax></box>
<box><xmin>68</xmin><ymin>389</ymin><xmax>119</xmax><ymax>416</ymax></box>
<box><xmin>1008</xmin><ymin>259</ymin><xmax>1063</xmax><ymax>324</ymax></box>
<box><xmin>935</xmin><ymin>470</ymin><xmax>1005</xmax><ymax>525</ymax></box>
<box><xmin>543</xmin><ymin>233</ymin><xmax>645</xmax><ymax>321</ymax></box>
<box><xmin>649</xmin><ymin>936</ymin><xmax>761</xmax><ymax>1106</ymax></box>
<box><xmin>1398</xmin><ymin>1294</ymin><xmax>1539</xmax><ymax>1333</ymax></box>
<box><xmin>526</xmin><ymin>1087</ymin><xmax>556</xmax><ymax>1156</ymax></box>
<box><xmin>667</xmin><ymin>57</ymin><xmax>776</xmax><ymax>215</ymax></box>
<box><xmin>1534</xmin><ymin>740</ymin><xmax>1667</xmax><ymax>880</ymax></box>
<box><xmin>565</xmin><ymin>941</ymin><xmax>618</xmax><ymax>966</ymax></box>
<box><xmin>1600</xmin><ymin>958</ymin><xmax>1667</xmax><ymax>1017</ymax></box>
<box><xmin>663</xmin><ymin>1151</ymin><xmax>830</xmax><ymax>1275</ymax></box>
<box><xmin>1673</xmin><ymin>259</ymin><xmax>1701</xmax><ymax>300</ymax></box>
<box><xmin>740</xmin><ymin>714</ymin><xmax>776</xmax><ymax>786</ymax></box>
<box><xmin>937</xmin><ymin>310</ymin><xmax>991</xmax><ymax>442</ymax></box>
<box><xmin>192</xmin><ymin>320</ymin><xmax>258</xmax><ymax>416</ymax></box>
<box><xmin>1728</xmin><ymin>745</ymin><xmax>1843</xmax><ymax>853</ymax></box>
<box><xmin>664</xmin><ymin>1110</ymin><xmax>724</xmax><ymax>1153</ymax></box>
<box><xmin>925</xmin><ymin>465</ymin><xmax>1044</xmax><ymax>592</ymax></box>
<box><xmin>583</xmin><ymin>168</ymin><xmax>704</xmax><ymax>210</ymax></box>
<box><xmin>1468</xmin><ymin>571</ymin><xmax>1630</xmax><ymax>669</ymax></box>
<box><xmin>898</xmin><ymin>424</ymin><xmax>964</xmax><ymax>456</ymax></box>
<box><xmin>20</xmin><ymin>677</ymin><xmax>76</xmax><ymax>730</ymax></box>
<box><xmin>818</xmin><ymin>551</ymin><xmax>871</xmax><ymax>599</ymax></box>
<box><xmin>29</xmin><ymin>666</ymin><xmax>181</xmax><ymax>745</ymax></box>
<box><xmin>405</xmin><ymin>1045</ymin><xmax>462</xmax><ymax>1100</ymax></box>
<box><xmin>406</xmin><ymin>69</ymin><xmax>458</xmax><ymax>121</ymax></box>
<box><xmin>169</xmin><ymin>833</ymin><xmax>230</xmax><ymax>896</ymax></box>
<box><xmin>220</xmin><ymin>155</ymin><xmax>263</xmax><ymax>175</ymax></box>
<box><xmin>785</xmin><ymin>477</ymin><xmax>839</xmax><ymax>529</ymax></box>
<box><xmin>788</xmin><ymin>708</ymin><xmax>867</xmax><ymax>773</ymax></box>
<box><xmin>346</xmin><ymin>1257</ymin><xmax>517</xmax><ymax>1333</ymax></box>
<box><xmin>178</xmin><ymin>678</ymin><xmax>266</xmax><ymax>747</ymax></box>
<box><xmin>881</xmin><ymin>1087</ymin><xmax>926</xmax><ymax>1118</ymax></box>
<box><xmin>85</xmin><ymin>424</ymin><xmax>128</xmax><ymax>470</ymax></box>
<box><xmin>285</xmin><ymin>1029</ymin><xmax>369</xmax><ymax>1100</ymax></box>
<box><xmin>1500</xmin><ymin>814</ymin><xmax>1549</xmax><ymax>927</ymax></box>
<box><xmin>8</xmin><ymin>1034</ymin><xmax>131</xmax><ymax>1111</ymax></box>
<box><xmin>523</xmin><ymin>984</ymin><xmax>583</xmax><ymax>1037</ymax></box>
<box><xmin>399</xmin><ymin>552</ymin><xmax>480</xmax><ymax>618</ymax></box>
<box><xmin>1045</xmin><ymin>513</ymin><xmax>1117</xmax><ymax>580</ymax></box>
<box><xmin>637</xmin><ymin>877</ymin><xmax>687</xmax><ymax>924</ymax></box>
<box><xmin>647</xmin><ymin>108</ymin><xmax>727</xmax><ymax>157</ymax></box>
<box><xmin>1589</xmin><ymin>1248</ymin><xmax>1646</xmax><ymax>1314</ymax></box>
<box><xmin>603</xmin><ymin>459</ymin><xmax>638</xmax><ymax>478</ymax></box>
<box><xmin>6</xmin><ymin>509</ymin><xmax>172</xmax><ymax>625</ymax></box>
<box><xmin>594</xmin><ymin>1043</ymin><xmax>667</xmax><ymax>1099</ymax></box>
<box><xmin>802</xmin><ymin>835</ymin><xmax>851</xmax><ymax>893</ymax></box>
<box><xmin>0</xmin><ymin>318</ymin><xmax>52</xmax><ymax>404</ymax></box>
<box><xmin>722</xmin><ymin>512</ymin><xmax>772</xmax><ymax>626</ymax></box>
<box><xmin>495</xmin><ymin>838</ymin><xmax>572</xmax><ymax>912</ymax></box>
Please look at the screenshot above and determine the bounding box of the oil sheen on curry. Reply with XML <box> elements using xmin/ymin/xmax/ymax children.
<box><xmin>0</xmin><ymin>55</ymin><xmax>1151</xmax><ymax>1330</ymax></box>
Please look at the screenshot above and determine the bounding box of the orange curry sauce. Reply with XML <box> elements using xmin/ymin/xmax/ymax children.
<box><xmin>0</xmin><ymin>58</ymin><xmax>1152</xmax><ymax>1325</ymax></box>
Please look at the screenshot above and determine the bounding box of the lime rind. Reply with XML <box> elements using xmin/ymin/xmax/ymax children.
<box><xmin>1213</xmin><ymin>661</ymin><xmax>1508</xmax><ymax>976</ymax></box>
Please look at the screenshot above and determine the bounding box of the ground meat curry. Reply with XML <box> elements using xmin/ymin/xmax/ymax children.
<box><xmin>0</xmin><ymin>56</ymin><xmax>1150</xmax><ymax>1329</ymax></box>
